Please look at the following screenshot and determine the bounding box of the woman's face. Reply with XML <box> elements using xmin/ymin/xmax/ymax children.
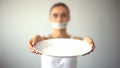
<box><xmin>49</xmin><ymin>6</ymin><xmax>70</xmax><ymax>23</ymax></box>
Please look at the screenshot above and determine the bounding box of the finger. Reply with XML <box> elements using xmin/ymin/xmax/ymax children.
<box><xmin>32</xmin><ymin>38</ymin><xmax>36</xmax><ymax>45</ymax></box>
<box><xmin>38</xmin><ymin>52</ymin><xmax>42</xmax><ymax>55</ymax></box>
<box><xmin>28</xmin><ymin>39</ymin><xmax>33</xmax><ymax>47</ymax></box>
<box><xmin>32</xmin><ymin>36</ymin><xmax>40</xmax><ymax>45</ymax></box>
<box><xmin>91</xmin><ymin>49</ymin><xmax>94</xmax><ymax>52</ymax></box>
<box><xmin>34</xmin><ymin>49</ymin><xmax>41</xmax><ymax>54</ymax></box>
<box><xmin>36</xmin><ymin>51</ymin><xmax>39</xmax><ymax>54</ymax></box>
<box><xmin>84</xmin><ymin>37</ymin><xmax>93</xmax><ymax>45</ymax></box>
<box><xmin>90</xmin><ymin>43</ymin><xmax>94</xmax><ymax>47</ymax></box>
<box><xmin>35</xmin><ymin>50</ymin><xmax>39</xmax><ymax>54</ymax></box>
<box><xmin>82</xmin><ymin>52</ymin><xmax>91</xmax><ymax>56</ymax></box>
<box><xmin>82</xmin><ymin>53</ymin><xmax>86</xmax><ymax>56</ymax></box>
<box><xmin>31</xmin><ymin>50</ymin><xmax>36</xmax><ymax>53</ymax></box>
<box><xmin>37</xmin><ymin>51</ymin><xmax>42</xmax><ymax>55</ymax></box>
<box><xmin>82</xmin><ymin>53</ymin><xmax>87</xmax><ymax>56</ymax></box>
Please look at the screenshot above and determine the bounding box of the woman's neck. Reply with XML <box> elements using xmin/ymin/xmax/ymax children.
<box><xmin>50</xmin><ymin>29</ymin><xmax>70</xmax><ymax>38</ymax></box>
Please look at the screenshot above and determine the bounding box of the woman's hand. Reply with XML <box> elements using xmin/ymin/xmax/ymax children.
<box><xmin>82</xmin><ymin>36</ymin><xmax>95</xmax><ymax>56</ymax></box>
<box><xmin>27</xmin><ymin>35</ymin><xmax>42</xmax><ymax>55</ymax></box>
<box><xmin>30</xmin><ymin>47</ymin><xmax>42</xmax><ymax>55</ymax></box>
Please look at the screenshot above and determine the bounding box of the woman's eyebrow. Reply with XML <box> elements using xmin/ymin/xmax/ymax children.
<box><xmin>53</xmin><ymin>13</ymin><xmax>58</xmax><ymax>15</ymax></box>
<box><xmin>61</xmin><ymin>13</ymin><xmax>66</xmax><ymax>15</ymax></box>
<box><xmin>61</xmin><ymin>13</ymin><xmax>68</xmax><ymax>16</ymax></box>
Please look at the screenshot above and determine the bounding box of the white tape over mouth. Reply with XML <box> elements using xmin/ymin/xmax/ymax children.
<box><xmin>51</xmin><ymin>22</ymin><xmax>67</xmax><ymax>29</ymax></box>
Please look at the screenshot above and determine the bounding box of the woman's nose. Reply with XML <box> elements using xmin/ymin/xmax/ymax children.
<box><xmin>57</xmin><ymin>16</ymin><xmax>62</xmax><ymax>23</ymax></box>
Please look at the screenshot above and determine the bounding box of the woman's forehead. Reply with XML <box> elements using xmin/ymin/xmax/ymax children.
<box><xmin>50</xmin><ymin>6</ymin><xmax>68</xmax><ymax>14</ymax></box>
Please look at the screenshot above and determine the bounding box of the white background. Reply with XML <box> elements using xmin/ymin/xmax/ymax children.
<box><xmin>0</xmin><ymin>0</ymin><xmax>120</xmax><ymax>68</ymax></box>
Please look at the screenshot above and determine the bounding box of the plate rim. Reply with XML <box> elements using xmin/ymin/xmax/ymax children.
<box><xmin>35</xmin><ymin>38</ymin><xmax>92</xmax><ymax>57</ymax></box>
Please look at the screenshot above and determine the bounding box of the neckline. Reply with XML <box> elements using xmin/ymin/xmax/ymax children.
<box><xmin>48</xmin><ymin>34</ymin><xmax>71</xmax><ymax>39</ymax></box>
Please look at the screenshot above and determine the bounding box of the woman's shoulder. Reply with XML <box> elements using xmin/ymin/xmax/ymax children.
<box><xmin>70</xmin><ymin>35</ymin><xmax>83</xmax><ymax>40</ymax></box>
<box><xmin>37</xmin><ymin>34</ymin><xmax>50</xmax><ymax>40</ymax></box>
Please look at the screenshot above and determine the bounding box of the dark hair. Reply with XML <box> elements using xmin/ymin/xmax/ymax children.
<box><xmin>50</xmin><ymin>2</ymin><xmax>70</xmax><ymax>14</ymax></box>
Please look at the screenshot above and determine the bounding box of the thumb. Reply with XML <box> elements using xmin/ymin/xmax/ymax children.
<box><xmin>32</xmin><ymin>42</ymin><xmax>35</xmax><ymax>45</ymax></box>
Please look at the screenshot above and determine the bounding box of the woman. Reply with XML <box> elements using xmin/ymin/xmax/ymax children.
<box><xmin>28</xmin><ymin>2</ymin><xmax>95</xmax><ymax>68</ymax></box>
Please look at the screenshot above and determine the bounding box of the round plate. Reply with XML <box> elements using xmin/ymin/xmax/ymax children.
<box><xmin>35</xmin><ymin>38</ymin><xmax>92</xmax><ymax>57</ymax></box>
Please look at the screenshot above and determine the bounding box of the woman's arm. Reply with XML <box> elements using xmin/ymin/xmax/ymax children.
<box><xmin>27</xmin><ymin>35</ymin><xmax>42</xmax><ymax>54</ymax></box>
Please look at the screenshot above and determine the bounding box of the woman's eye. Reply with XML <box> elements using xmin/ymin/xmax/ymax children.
<box><xmin>53</xmin><ymin>14</ymin><xmax>58</xmax><ymax>18</ymax></box>
<box><xmin>61</xmin><ymin>13</ymin><xmax>67</xmax><ymax>17</ymax></box>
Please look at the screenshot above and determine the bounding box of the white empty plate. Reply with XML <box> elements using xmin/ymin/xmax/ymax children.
<box><xmin>35</xmin><ymin>38</ymin><xmax>92</xmax><ymax>57</ymax></box>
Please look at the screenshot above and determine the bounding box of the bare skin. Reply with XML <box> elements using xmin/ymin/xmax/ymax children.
<box><xmin>27</xmin><ymin>6</ymin><xmax>95</xmax><ymax>56</ymax></box>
